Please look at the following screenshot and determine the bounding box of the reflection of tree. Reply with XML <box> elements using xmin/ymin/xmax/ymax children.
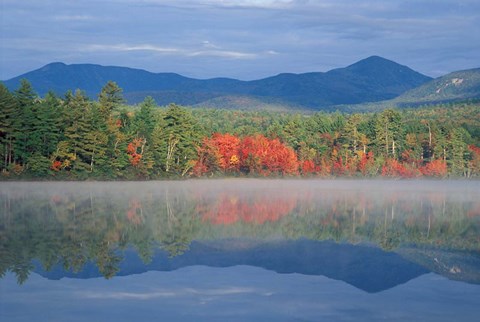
<box><xmin>155</xmin><ymin>189</ymin><xmax>198</xmax><ymax>257</ymax></box>
<box><xmin>0</xmin><ymin>188</ymin><xmax>136</xmax><ymax>283</ymax></box>
<box><xmin>282</xmin><ymin>189</ymin><xmax>480</xmax><ymax>251</ymax></box>
<box><xmin>0</xmin><ymin>182</ymin><xmax>479</xmax><ymax>283</ymax></box>
<box><xmin>95</xmin><ymin>241</ymin><xmax>122</xmax><ymax>279</ymax></box>
<box><xmin>197</xmin><ymin>192</ymin><xmax>297</xmax><ymax>225</ymax></box>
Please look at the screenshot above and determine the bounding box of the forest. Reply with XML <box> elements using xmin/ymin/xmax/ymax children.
<box><xmin>0</xmin><ymin>79</ymin><xmax>479</xmax><ymax>179</ymax></box>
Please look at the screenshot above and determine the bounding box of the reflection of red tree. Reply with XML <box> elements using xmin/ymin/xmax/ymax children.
<box><xmin>467</xmin><ymin>202</ymin><xmax>480</xmax><ymax>218</ymax></box>
<box><xmin>50</xmin><ymin>194</ymin><xmax>63</xmax><ymax>204</ymax></box>
<box><xmin>127</xmin><ymin>198</ymin><xmax>143</xmax><ymax>225</ymax></box>
<box><xmin>198</xmin><ymin>193</ymin><xmax>297</xmax><ymax>225</ymax></box>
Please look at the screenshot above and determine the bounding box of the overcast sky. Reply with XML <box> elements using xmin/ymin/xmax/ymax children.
<box><xmin>1</xmin><ymin>0</ymin><xmax>479</xmax><ymax>80</ymax></box>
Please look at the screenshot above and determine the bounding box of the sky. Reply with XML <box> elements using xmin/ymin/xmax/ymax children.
<box><xmin>1</xmin><ymin>0</ymin><xmax>479</xmax><ymax>81</ymax></box>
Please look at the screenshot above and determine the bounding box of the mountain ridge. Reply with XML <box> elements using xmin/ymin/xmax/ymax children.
<box><xmin>3</xmin><ymin>56</ymin><xmax>433</xmax><ymax>110</ymax></box>
<box><xmin>336</xmin><ymin>67</ymin><xmax>480</xmax><ymax>112</ymax></box>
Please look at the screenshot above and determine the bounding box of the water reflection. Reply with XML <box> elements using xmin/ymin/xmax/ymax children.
<box><xmin>0</xmin><ymin>180</ymin><xmax>479</xmax><ymax>287</ymax></box>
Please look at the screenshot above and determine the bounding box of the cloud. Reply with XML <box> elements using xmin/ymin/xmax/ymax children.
<box><xmin>78</xmin><ymin>287</ymin><xmax>262</xmax><ymax>300</ymax></box>
<box><xmin>84</xmin><ymin>44</ymin><xmax>181</xmax><ymax>54</ymax></box>
<box><xmin>53</xmin><ymin>15</ymin><xmax>95</xmax><ymax>21</ymax></box>
<box><xmin>135</xmin><ymin>0</ymin><xmax>296</xmax><ymax>8</ymax></box>
<box><xmin>188</xmin><ymin>50</ymin><xmax>257</xmax><ymax>59</ymax></box>
<box><xmin>82</xmin><ymin>42</ymin><xmax>261</xmax><ymax>60</ymax></box>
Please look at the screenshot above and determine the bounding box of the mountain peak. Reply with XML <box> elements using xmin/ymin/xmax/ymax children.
<box><xmin>40</xmin><ymin>62</ymin><xmax>67</xmax><ymax>71</ymax></box>
<box><xmin>346</xmin><ymin>55</ymin><xmax>407</xmax><ymax>71</ymax></box>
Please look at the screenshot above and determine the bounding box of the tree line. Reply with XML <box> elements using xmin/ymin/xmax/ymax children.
<box><xmin>1</xmin><ymin>80</ymin><xmax>479</xmax><ymax>179</ymax></box>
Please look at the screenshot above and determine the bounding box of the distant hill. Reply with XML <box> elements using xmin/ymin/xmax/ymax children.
<box><xmin>2</xmin><ymin>56</ymin><xmax>433</xmax><ymax>110</ymax></box>
<box><xmin>339</xmin><ymin>68</ymin><xmax>480</xmax><ymax>112</ymax></box>
<box><xmin>391</xmin><ymin>68</ymin><xmax>480</xmax><ymax>106</ymax></box>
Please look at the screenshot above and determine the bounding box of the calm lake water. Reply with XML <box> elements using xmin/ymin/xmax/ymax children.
<box><xmin>1</xmin><ymin>179</ymin><xmax>479</xmax><ymax>321</ymax></box>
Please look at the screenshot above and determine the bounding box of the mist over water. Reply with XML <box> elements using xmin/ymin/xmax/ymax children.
<box><xmin>2</xmin><ymin>178</ymin><xmax>478</xmax><ymax>201</ymax></box>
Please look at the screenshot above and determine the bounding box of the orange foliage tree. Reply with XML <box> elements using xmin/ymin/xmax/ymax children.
<box><xmin>419</xmin><ymin>159</ymin><xmax>447</xmax><ymax>177</ymax></box>
<box><xmin>193</xmin><ymin>133</ymin><xmax>240</xmax><ymax>176</ymax></box>
<box><xmin>357</xmin><ymin>151</ymin><xmax>375</xmax><ymax>176</ymax></box>
<box><xmin>468</xmin><ymin>145</ymin><xmax>480</xmax><ymax>177</ymax></box>
<box><xmin>194</xmin><ymin>133</ymin><xmax>298</xmax><ymax>176</ymax></box>
<box><xmin>126</xmin><ymin>138</ymin><xmax>145</xmax><ymax>167</ymax></box>
<box><xmin>381</xmin><ymin>158</ymin><xmax>419</xmax><ymax>178</ymax></box>
<box><xmin>238</xmin><ymin>134</ymin><xmax>298</xmax><ymax>175</ymax></box>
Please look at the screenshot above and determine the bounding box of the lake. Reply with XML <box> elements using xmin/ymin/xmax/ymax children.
<box><xmin>1</xmin><ymin>179</ymin><xmax>479</xmax><ymax>321</ymax></box>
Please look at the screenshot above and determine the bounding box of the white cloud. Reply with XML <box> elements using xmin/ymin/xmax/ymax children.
<box><xmin>53</xmin><ymin>15</ymin><xmax>95</xmax><ymax>21</ymax></box>
<box><xmin>78</xmin><ymin>287</ymin><xmax>261</xmax><ymax>300</ymax></box>
<box><xmin>82</xmin><ymin>43</ymin><xmax>259</xmax><ymax>60</ymax></box>
<box><xmin>136</xmin><ymin>0</ymin><xmax>296</xmax><ymax>8</ymax></box>
<box><xmin>84</xmin><ymin>44</ymin><xmax>181</xmax><ymax>54</ymax></box>
<box><xmin>188</xmin><ymin>50</ymin><xmax>257</xmax><ymax>59</ymax></box>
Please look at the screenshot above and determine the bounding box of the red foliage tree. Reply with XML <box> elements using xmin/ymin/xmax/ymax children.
<box><xmin>357</xmin><ymin>151</ymin><xmax>375</xmax><ymax>176</ymax></box>
<box><xmin>300</xmin><ymin>159</ymin><xmax>318</xmax><ymax>175</ymax></box>
<box><xmin>419</xmin><ymin>159</ymin><xmax>447</xmax><ymax>177</ymax></box>
<box><xmin>195</xmin><ymin>133</ymin><xmax>298</xmax><ymax>176</ymax></box>
<box><xmin>468</xmin><ymin>145</ymin><xmax>480</xmax><ymax>177</ymax></box>
<box><xmin>193</xmin><ymin>133</ymin><xmax>241</xmax><ymax>176</ymax></box>
<box><xmin>381</xmin><ymin>158</ymin><xmax>419</xmax><ymax>178</ymax></box>
<box><xmin>51</xmin><ymin>160</ymin><xmax>63</xmax><ymax>171</ymax></box>
<box><xmin>212</xmin><ymin>133</ymin><xmax>241</xmax><ymax>171</ymax></box>
<box><xmin>238</xmin><ymin>134</ymin><xmax>298</xmax><ymax>175</ymax></box>
<box><xmin>126</xmin><ymin>138</ymin><xmax>145</xmax><ymax>167</ymax></box>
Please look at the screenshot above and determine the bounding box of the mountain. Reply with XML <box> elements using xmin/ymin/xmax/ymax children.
<box><xmin>2</xmin><ymin>56</ymin><xmax>432</xmax><ymax>110</ymax></box>
<box><xmin>339</xmin><ymin>67</ymin><xmax>480</xmax><ymax>112</ymax></box>
<box><xmin>390</xmin><ymin>68</ymin><xmax>480</xmax><ymax>107</ymax></box>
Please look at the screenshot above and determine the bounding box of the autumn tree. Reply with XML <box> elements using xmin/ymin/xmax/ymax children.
<box><xmin>238</xmin><ymin>134</ymin><xmax>298</xmax><ymax>175</ymax></box>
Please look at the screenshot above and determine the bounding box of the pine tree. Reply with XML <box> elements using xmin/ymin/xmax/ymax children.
<box><xmin>12</xmin><ymin>79</ymin><xmax>38</xmax><ymax>167</ymax></box>
<box><xmin>98</xmin><ymin>81</ymin><xmax>124</xmax><ymax>117</ymax></box>
<box><xmin>151</xmin><ymin>104</ymin><xmax>203</xmax><ymax>176</ymax></box>
<box><xmin>374</xmin><ymin>109</ymin><xmax>403</xmax><ymax>159</ymax></box>
<box><xmin>0</xmin><ymin>83</ymin><xmax>18</xmax><ymax>172</ymax></box>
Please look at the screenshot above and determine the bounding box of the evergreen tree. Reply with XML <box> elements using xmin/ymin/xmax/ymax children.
<box><xmin>98</xmin><ymin>81</ymin><xmax>124</xmax><ymax>117</ymax></box>
<box><xmin>58</xmin><ymin>90</ymin><xmax>103</xmax><ymax>174</ymax></box>
<box><xmin>0</xmin><ymin>84</ymin><xmax>18</xmax><ymax>172</ymax></box>
<box><xmin>374</xmin><ymin>109</ymin><xmax>403</xmax><ymax>158</ymax></box>
<box><xmin>131</xmin><ymin>96</ymin><xmax>157</xmax><ymax>142</ymax></box>
<box><xmin>151</xmin><ymin>104</ymin><xmax>203</xmax><ymax>176</ymax></box>
<box><xmin>447</xmin><ymin>127</ymin><xmax>470</xmax><ymax>176</ymax></box>
<box><xmin>12</xmin><ymin>79</ymin><xmax>38</xmax><ymax>167</ymax></box>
